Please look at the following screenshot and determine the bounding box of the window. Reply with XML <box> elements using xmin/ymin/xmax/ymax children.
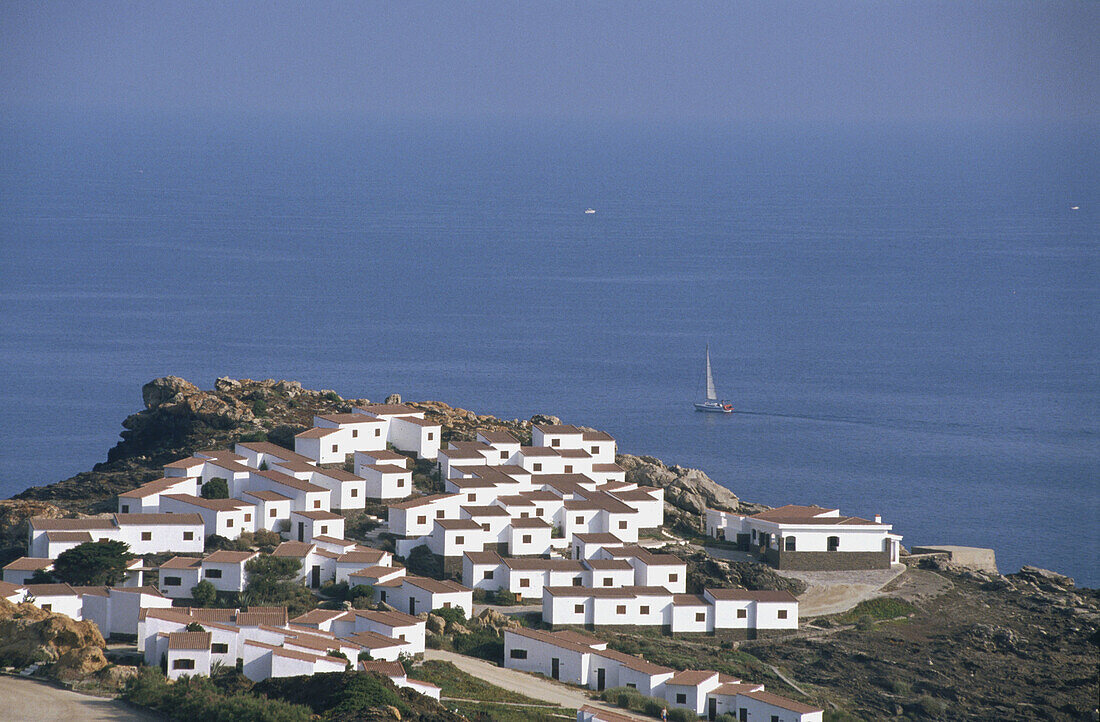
<box><xmin>551</xmin><ymin>439</ymin><xmax>560</xmax><ymax>447</ymax></box>
<box><xmin>141</xmin><ymin>532</ymin><xmax>152</xmax><ymax>541</ymax></box>
<box><xmin>739</xmin><ymin>709</ymin><xmax>748</xmax><ymax>722</ymax></box>
<box><xmin>314</xmin><ymin>500</ymin><xmax>321</xmax><ymax>508</ymax></box>
<box><xmin>575</xmin><ymin>515</ymin><xmax>584</xmax><ymax>524</ymax></box>
<box><xmin>205</xmin><ymin>568</ymin><xmax>222</xmax><ymax>579</ymax></box>
<box><xmin>380</xmin><ymin>590</ymin><xmax>387</xmax><ymax>602</ymax></box>
<box><xmin>351</xmin><ymin>488</ymin><xmax>358</xmax><ymax>497</ymax></box>
<box><xmin>320</xmin><ymin>525</ymin><xmax>328</xmax><ymax>535</ymax></box>
<box><xmin>436</xmin><ymin>510</ymin><xmax>445</xmax><ymax>519</ymax></box>
<box><xmin>397</xmin><ymin>479</ymin><xmax>405</xmax><ymax>487</ymax></box>
<box><xmin>574</xmin><ymin>604</ymin><xmax>584</xmax><ymax>613</ymax></box>
<box><xmin>603</xmin><ymin>578</ymin><xmax>613</xmax><ymax>587</ymax></box>
<box><xmin>173</xmin><ymin>659</ymin><xmax>196</xmax><ymax>670</ymax></box>
<box><xmin>737</xmin><ymin>609</ymin><xmax>747</xmax><ymax>619</ymax></box>
<box><xmin>522</xmin><ymin>534</ymin><xmax>532</xmax><ymax>544</ymax></box>
<box><xmin>520</xmin><ymin>511</ymin><xmax>529</xmax><ymax>518</ymax></box>
<box><xmin>564</xmin><ymin>465</ymin><xmax>573</xmax><ymax>473</ymax></box>
<box><xmin>616</xmin><ymin>605</ymin><xmax>626</xmax><ymax>614</ymax></box>
<box><xmin>827</xmin><ymin>536</ymin><xmax>840</xmax><ymax>552</ymax></box>
<box><xmin>442</xmin><ymin>601</ymin><xmax>451</xmax><ymax>608</ymax></box>
<box><xmin>591</xmin><ymin>446</ymin><xmax>598</xmax><ymax>454</ymax></box>
<box><xmin>618</xmin><ymin>521</ymin><xmax>627</xmax><ymax>529</ymax></box>
<box><xmin>572</xmin><ymin>577</ymin><xmax>583</xmax><ymax>586</ymax></box>
<box><xmin>398</xmin><ymin>634</ymin><xmax>404</xmax><ymax>641</ymax></box>
<box><xmin>469</xmin><ymin>494</ymin><xmax>477</xmax><ymax>503</ymax></box>
<box><xmin>269</xmin><ymin>508</ymin><xmax>277</xmax><ymax>517</ymax></box>
<box><xmin>519</xmin><ymin>578</ymin><xmax>530</xmax><ymax>588</ymax></box>
<box><xmin>771</xmin><ymin>717</ymin><xmax>779</xmax><ymax>722</ymax></box>
<box><xmin>418</xmin><ymin>515</ymin><xmax>427</xmax><ymax>524</ymax></box>
<box><xmin>121</xmin><ymin>504</ymin><xmax>130</xmax><ymax>513</ymax></box>
<box><xmin>640</xmin><ymin>605</ymin><xmax>649</xmax><ymax>614</ymax></box>
<box><xmin>483</xmin><ymin>570</ymin><xmax>494</xmax><ymax>580</ymax></box>
<box><xmin>777</xmin><ymin>609</ymin><xmax>788</xmax><ymax>619</ymax></box>
<box><xmin>183</xmin><ymin>532</ymin><xmax>194</xmax><ymax>541</ymax></box>
<box><xmin>627</xmin><ymin>683</ymin><xmax>636</xmax><ymax>689</ymax></box>
<box><xmin>696</xmin><ymin>612</ymin><xmax>706</xmax><ymax>622</ymax></box>
<box><xmin>226</xmin><ymin>519</ymin><xmax>234</xmax><ymax>528</ymax></box>
<box><xmin>427</xmin><ymin>432</ymin><xmax>434</xmax><ymax>441</ymax></box>
<box><xmin>351</xmin><ymin>429</ymin><xmax>358</xmax><ymax>438</ymax></box>
<box><xmin>482</xmin><ymin>523</ymin><xmax>490</xmax><ymax>532</ymax></box>
<box><xmin>533</xmin><ymin>463</ymin><xmax>542</xmax><ymax>472</ymax></box>
<box><xmin>455</xmin><ymin>536</ymin><xmax>464</xmax><ymax>544</ymax></box>
<box><xmin>676</xmin><ymin>693</ymin><xmax>686</xmax><ymax>704</ymax></box>
<box><xmin>41</xmin><ymin>604</ymin><xmax>52</xmax><ymax>612</ymax></box>
<box><xmin>785</xmin><ymin>536</ymin><xmax>796</xmax><ymax>551</ymax></box>
<box><xmin>375</xmin><ymin>429</ymin><xmax>381</xmax><ymax>437</ymax></box>
<box><xmin>500</xmin><ymin>451</ymin><xmax>508</xmax><ymax>460</ymax></box>
<box><xmin>164</xmin><ymin>576</ymin><xmax>182</xmax><ymax>586</ymax></box>
<box><xmin>669</xmin><ymin>573</ymin><xmax>678</xmax><ymax>582</ymax></box>
<box><xmin>509</xmin><ymin>649</ymin><xmax>528</xmax><ymax>659</ymax></box>
<box><xmin>332</xmin><ymin>444</ymin><xmax>339</xmax><ymax>453</ymax></box>
<box><xmin>244</xmin><ymin>513</ymin><xmax>251</xmax><ymax>522</ymax></box>
<box><xmin>535</xmin><ymin>508</ymin><xmax>544</xmax><ymax>516</ymax></box>
<box><xmin>211</xmin><ymin>643</ymin><xmax>229</xmax><ymax>654</ymax></box>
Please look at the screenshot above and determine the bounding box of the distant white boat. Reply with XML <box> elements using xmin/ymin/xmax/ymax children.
<box><xmin>584</xmin><ymin>208</ymin><xmax>596</xmax><ymax>214</ymax></box>
<box><xmin>694</xmin><ymin>344</ymin><xmax>733</xmax><ymax>413</ymax></box>
<box><xmin>1070</xmin><ymin>206</ymin><xmax>1080</xmax><ymax>210</ymax></box>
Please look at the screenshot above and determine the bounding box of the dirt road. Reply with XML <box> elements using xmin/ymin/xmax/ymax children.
<box><xmin>0</xmin><ymin>675</ymin><xmax>160</xmax><ymax>721</ymax></box>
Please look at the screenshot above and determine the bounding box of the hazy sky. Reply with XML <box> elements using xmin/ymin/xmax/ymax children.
<box><xmin>2</xmin><ymin>1</ymin><xmax>1097</xmax><ymax>123</ymax></box>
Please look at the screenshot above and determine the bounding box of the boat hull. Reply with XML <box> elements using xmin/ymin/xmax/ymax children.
<box><xmin>694</xmin><ymin>402</ymin><xmax>733</xmax><ymax>413</ymax></box>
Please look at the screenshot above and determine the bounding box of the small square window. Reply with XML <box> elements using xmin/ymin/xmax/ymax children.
<box><xmin>320</xmin><ymin>525</ymin><xmax>328</xmax><ymax>534</ymax></box>
<box><xmin>121</xmin><ymin>504</ymin><xmax>130</xmax><ymax>513</ymax></box>
<box><xmin>270</xmin><ymin>508</ymin><xmax>277</xmax><ymax>517</ymax></box>
<box><xmin>676</xmin><ymin>693</ymin><xmax>686</xmax><ymax>704</ymax></box>
<box><xmin>551</xmin><ymin>439</ymin><xmax>560</xmax><ymax>447</ymax></box>
<box><xmin>397</xmin><ymin>479</ymin><xmax>405</xmax><ymax>487</ymax></box>
<box><xmin>590</xmin><ymin>446</ymin><xmax>598</xmax><ymax>454</ymax></box>
<box><xmin>211</xmin><ymin>643</ymin><xmax>229</xmax><ymax>654</ymax></box>
<box><xmin>572</xmin><ymin>577</ymin><xmax>583</xmax><ymax>586</ymax></box>
<box><xmin>574</xmin><ymin>604</ymin><xmax>584</xmax><ymax>613</ymax></box>
<box><xmin>533</xmin><ymin>463</ymin><xmax>542</xmax><ymax>472</ymax></box>
<box><xmin>575</xmin><ymin>515</ymin><xmax>584</xmax><ymax>524</ymax></box>
<box><xmin>352</xmin><ymin>429</ymin><xmax>358</xmax><ymax>438</ymax></box>
<box><xmin>696</xmin><ymin>612</ymin><xmax>706</xmax><ymax>622</ymax></box>
<box><xmin>226</xmin><ymin>519</ymin><xmax>234</xmax><ymax>528</ymax></box>
<box><xmin>520</xmin><ymin>511</ymin><xmax>529</xmax><ymax>518</ymax></box>
<box><xmin>640</xmin><ymin>605</ymin><xmax>649</xmax><ymax>614</ymax></box>
<box><xmin>616</xmin><ymin>605</ymin><xmax>626</xmax><ymax>614</ymax></box>
<box><xmin>535</xmin><ymin>508</ymin><xmax>543</xmax><ymax>516</ymax></box>
<box><xmin>500</xmin><ymin>451</ymin><xmax>508</xmax><ymax>460</ymax></box>
<box><xmin>183</xmin><ymin>532</ymin><xmax>194</xmax><ymax>540</ymax></box>
<box><xmin>618</xmin><ymin>520</ymin><xmax>627</xmax><ymax>529</ymax></box>
<box><xmin>737</xmin><ymin>609</ymin><xmax>747</xmax><ymax>619</ymax></box>
<box><xmin>375</xmin><ymin>428</ymin><xmax>381</xmax><ymax>436</ymax></box>
<box><xmin>778</xmin><ymin>609</ymin><xmax>788</xmax><ymax>619</ymax></box>
<box><xmin>482</xmin><ymin>523</ymin><xmax>490</xmax><ymax>531</ymax></box>
<box><xmin>418</xmin><ymin>515</ymin><xmax>427</xmax><ymax>524</ymax></box>
<box><xmin>141</xmin><ymin>532</ymin><xmax>152</xmax><ymax>541</ymax></box>
<box><xmin>427</xmin><ymin>432</ymin><xmax>434</xmax><ymax>441</ymax></box>
<box><xmin>483</xmin><ymin>570</ymin><xmax>494</xmax><ymax>580</ymax></box>
<box><xmin>455</xmin><ymin>536</ymin><xmax>464</xmax><ymax>544</ymax></box>
<box><xmin>332</xmin><ymin>444</ymin><xmax>339</xmax><ymax>453</ymax></box>
<box><xmin>564</xmin><ymin>465</ymin><xmax>573</xmax><ymax>473</ymax></box>
<box><xmin>244</xmin><ymin>513</ymin><xmax>251</xmax><ymax>522</ymax></box>
<box><xmin>603</xmin><ymin>578</ymin><xmax>612</xmax><ymax>586</ymax></box>
<box><xmin>669</xmin><ymin>573</ymin><xmax>678</xmax><ymax>582</ymax></box>
<box><xmin>436</xmin><ymin>510</ymin><xmax>445</xmax><ymax>518</ymax></box>
<box><xmin>522</xmin><ymin>534</ymin><xmax>532</xmax><ymax>543</ymax></box>
<box><xmin>520</xmin><ymin>578</ymin><xmax>530</xmax><ymax>588</ymax></box>
<box><xmin>314</xmin><ymin>500</ymin><xmax>321</xmax><ymax>508</ymax></box>
<box><xmin>42</xmin><ymin>603</ymin><xmax>52</xmax><ymax>612</ymax></box>
<box><xmin>442</xmin><ymin>601</ymin><xmax>451</xmax><ymax>608</ymax></box>
<box><xmin>351</xmin><ymin>488</ymin><xmax>358</xmax><ymax>497</ymax></box>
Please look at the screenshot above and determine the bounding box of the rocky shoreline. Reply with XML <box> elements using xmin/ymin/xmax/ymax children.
<box><xmin>2</xmin><ymin>376</ymin><xmax>1097</xmax><ymax>720</ymax></box>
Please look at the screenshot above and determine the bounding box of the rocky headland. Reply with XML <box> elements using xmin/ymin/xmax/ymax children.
<box><xmin>2</xmin><ymin>376</ymin><xmax>1097</xmax><ymax>719</ymax></box>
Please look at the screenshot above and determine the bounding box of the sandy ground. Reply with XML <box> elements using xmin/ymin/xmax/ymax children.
<box><xmin>0</xmin><ymin>676</ymin><xmax>161</xmax><ymax>721</ymax></box>
<box><xmin>775</xmin><ymin>565</ymin><xmax>908</xmax><ymax>617</ymax></box>
<box><xmin>423</xmin><ymin>649</ymin><xmax>645</xmax><ymax>720</ymax></box>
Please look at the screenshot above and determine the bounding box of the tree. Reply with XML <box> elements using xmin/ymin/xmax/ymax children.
<box><xmin>191</xmin><ymin>580</ymin><xmax>217</xmax><ymax>607</ymax></box>
<box><xmin>52</xmin><ymin>540</ymin><xmax>132</xmax><ymax>586</ymax></box>
<box><xmin>185</xmin><ymin>622</ymin><xmax>206</xmax><ymax>632</ymax></box>
<box><xmin>405</xmin><ymin>545</ymin><xmax>442</xmax><ymax>578</ymax></box>
<box><xmin>27</xmin><ymin>569</ymin><xmax>56</xmax><ymax>584</ymax></box>
<box><xmin>243</xmin><ymin>555</ymin><xmax>315</xmax><ymax>616</ymax></box>
<box><xmin>201</xmin><ymin>477</ymin><xmax>229</xmax><ymax>499</ymax></box>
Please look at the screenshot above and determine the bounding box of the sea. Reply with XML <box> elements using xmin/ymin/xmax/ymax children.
<box><xmin>1</xmin><ymin>112</ymin><xmax>1096</xmax><ymax>585</ymax></box>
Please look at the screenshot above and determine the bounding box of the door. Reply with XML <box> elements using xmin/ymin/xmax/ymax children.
<box><xmin>551</xmin><ymin>658</ymin><xmax>560</xmax><ymax>680</ymax></box>
<box><xmin>409</xmin><ymin>598</ymin><xmax>416</xmax><ymax>614</ymax></box>
<box><xmin>708</xmin><ymin>698</ymin><xmax>717</xmax><ymax>720</ymax></box>
<box><xmin>297</xmin><ymin>522</ymin><xmax>305</xmax><ymax>542</ymax></box>
<box><xmin>310</xmin><ymin>565</ymin><xmax>320</xmax><ymax>588</ymax></box>
<box><xmin>596</xmin><ymin>668</ymin><xmax>605</xmax><ymax>691</ymax></box>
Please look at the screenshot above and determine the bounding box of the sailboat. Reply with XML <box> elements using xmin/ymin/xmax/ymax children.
<box><xmin>694</xmin><ymin>344</ymin><xmax>733</xmax><ymax>413</ymax></box>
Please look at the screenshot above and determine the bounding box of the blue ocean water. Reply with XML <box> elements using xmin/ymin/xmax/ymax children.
<box><xmin>1</xmin><ymin>114</ymin><xmax>1096</xmax><ymax>584</ymax></box>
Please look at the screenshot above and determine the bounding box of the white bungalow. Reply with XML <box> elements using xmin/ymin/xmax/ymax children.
<box><xmin>20</xmin><ymin>583</ymin><xmax>83</xmax><ymax>618</ymax></box>
<box><xmin>333</xmin><ymin>548</ymin><xmax>393</xmax><ymax>583</ymax></box>
<box><xmin>114</xmin><ymin>513</ymin><xmax>207</xmax><ymax>554</ymax></box>
<box><xmin>309</xmin><ymin>467</ymin><xmax>368</xmax><ymax>511</ymax></box>
<box><xmin>359</xmin><ymin>660</ymin><xmax>441</xmax><ymax>700</ymax></box>
<box><xmin>371</xmin><ymin>575</ymin><xmax>472</xmax><ymax>617</ymax></box>
<box><xmin>242</xmin><ymin>640</ymin><xmax>347</xmax><ymax>682</ymax></box>
<box><xmin>516</xmin><ymin>446</ymin><xmax>566</xmax><ymax>475</ymax></box>
<box><xmin>426</xmin><ymin>518</ymin><xmax>488</xmax><ymax>559</ymax></box>
<box><xmin>166</xmin><ymin>631</ymin><xmax>212</xmax><ymax>679</ymax></box>
<box><xmin>2</xmin><ymin>557</ymin><xmax>53</xmax><ymax>585</ymax></box>
<box><xmin>583</xmin><ymin>558</ymin><xmax>636</xmax><ymax>589</ymax></box>
<box><xmin>158</xmin><ymin>557</ymin><xmax>202</xmax><ymax>598</ymax></box>
<box><xmin>475</xmin><ymin>430</ymin><xmax>521</xmax><ymax>461</ymax></box>
<box><xmin>234</xmin><ymin>441</ymin><xmax>316</xmax><ymax>471</ymax></box>
<box><xmin>160</xmin><ymin>494</ymin><xmax>256</xmax><ymax>539</ymax></box>
<box><xmin>242</xmin><ymin>490</ymin><xmax>293</xmax><ymax>532</ymax></box>
<box><xmin>508</xmin><ymin>517</ymin><xmax>554</xmax><ymax>556</ymax></box>
<box><xmin>201</xmin><ymin>550</ymin><xmax>258</xmax><ymax>594</ymax></box>
<box><xmin>359</xmin><ymin>463</ymin><xmax>413</xmax><ymax>500</ymax></box>
<box><xmin>705</xmin><ymin>505</ymin><xmax>902</xmax><ymax>571</ymax></box>
<box><xmin>571</xmin><ymin>533</ymin><xmax>627</xmax><ymax>560</ymax></box>
<box><xmin>602</xmin><ymin>545</ymin><xmax>687</xmax><ymax>593</ymax></box>
<box><xmin>354</xmin><ymin>404</ymin><xmax>440</xmax><ymax>460</ymax></box>
<box><xmin>387</xmin><ymin>494</ymin><xmax>464</xmax><ymax>538</ymax></box>
<box><xmin>705</xmin><ymin>588</ymin><xmax>799</xmax><ymax>631</ymax></box>
<box><xmin>118</xmin><ymin>476</ymin><xmax>198</xmax><ymax>514</ymax></box>
<box><xmin>248</xmin><ymin>469</ymin><xmax>331</xmax><ymax>513</ymax></box>
<box><xmin>79</xmin><ymin>585</ymin><xmax>172</xmax><ymax>637</ymax></box>
<box><xmin>288</xmin><ymin>509</ymin><xmax>345</xmax><ymax>544</ymax></box>
<box><xmin>271</xmin><ymin>541</ymin><xmax>337</xmax><ymax>588</ymax></box>
<box><xmin>354</xmin><ymin>449</ymin><xmax>410</xmax><ymax>474</ymax></box>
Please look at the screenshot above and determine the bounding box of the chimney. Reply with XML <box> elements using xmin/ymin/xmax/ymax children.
<box><xmin>874</xmin><ymin>514</ymin><xmax>882</xmax><ymax>524</ymax></box>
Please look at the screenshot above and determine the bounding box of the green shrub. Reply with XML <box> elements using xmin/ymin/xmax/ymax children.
<box><xmin>201</xmin><ymin>478</ymin><xmax>229</xmax><ymax>499</ymax></box>
<box><xmin>52</xmin><ymin>540</ymin><xmax>133</xmax><ymax>586</ymax></box>
<box><xmin>667</xmin><ymin>708</ymin><xmax>699</xmax><ymax>722</ymax></box>
<box><xmin>917</xmin><ymin>696</ymin><xmax>949</xmax><ymax>716</ymax></box>
<box><xmin>252</xmin><ymin>399</ymin><xmax>268</xmax><ymax>417</ymax></box>
<box><xmin>238</xmin><ymin>431</ymin><xmax>268</xmax><ymax>443</ymax></box>
<box><xmin>451</xmin><ymin>627</ymin><xmax>503</xmax><ymax>663</ymax></box>
<box><xmin>836</xmin><ymin>597</ymin><xmax>917</xmax><ymax>624</ymax></box>
<box><xmin>191</xmin><ymin>580</ymin><xmax>217</xmax><ymax>607</ymax></box>
<box><xmin>405</xmin><ymin>544</ymin><xmax>443</xmax><ymax>578</ymax></box>
<box><xmin>644</xmin><ymin>699</ymin><xmax>667</xmax><ymax>716</ymax></box>
<box><xmin>495</xmin><ymin>589</ymin><xmax>517</xmax><ymax>605</ymax></box>
<box><xmin>432</xmin><ymin>605</ymin><xmax>467</xmax><ymax>627</ymax></box>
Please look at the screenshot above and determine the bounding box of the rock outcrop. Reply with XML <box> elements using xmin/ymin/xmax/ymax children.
<box><xmin>618</xmin><ymin>454</ymin><xmax>766</xmax><ymax>534</ymax></box>
<box><xmin>0</xmin><ymin>598</ymin><xmax>109</xmax><ymax>680</ymax></box>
